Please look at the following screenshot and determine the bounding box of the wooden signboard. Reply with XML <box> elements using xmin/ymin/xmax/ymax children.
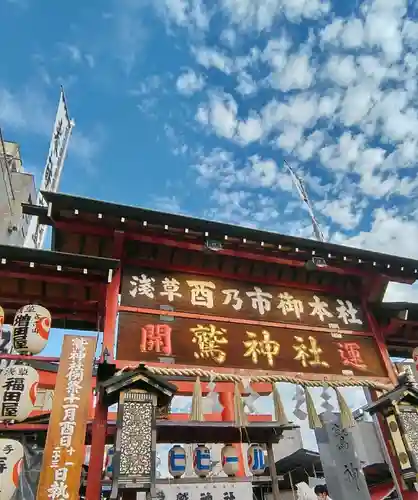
<box><xmin>120</xmin><ymin>267</ymin><xmax>368</xmax><ymax>332</ymax></box>
<box><xmin>117</xmin><ymin>313</ymin><xmax>387</xmax><ymax>378</ymax></box>
<box><xmin>37</xmin><ymin>335</ymin><xmax>96</xmax><ymax>500</ymax></box>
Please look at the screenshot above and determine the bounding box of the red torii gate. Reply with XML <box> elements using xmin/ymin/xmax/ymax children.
<box><xmin>1</xmin><ymin>190</ymin><xmax>416</xmax><ymax>498</ymax></box>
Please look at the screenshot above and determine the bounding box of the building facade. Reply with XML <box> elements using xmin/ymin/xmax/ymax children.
<box><xmin>0</xmin><ymin>137</ymin><xmax>36</xmax><ymax>246</ymax></box>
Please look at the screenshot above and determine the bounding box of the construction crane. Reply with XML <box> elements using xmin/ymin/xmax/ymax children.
<box><xmin>283</xmin><ymin>159</ymin><xmax>325</xmax><ymax>243</ymax></box>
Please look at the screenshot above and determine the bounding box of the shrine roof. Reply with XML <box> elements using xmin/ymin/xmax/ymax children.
<box><xmin>274</xmin><ymin>448</ymin><xmax>321</xmax><ymax>474</ymax></box>
<box><xmin>366</xmin><ymin>371</ymin><xmax>418</xmax><ymax>414</ymax></box>
<box><xmin>0</xmin><ymin>244</ymin><xmax>119</xmax><ymax>330</ymax></box>
<box><xmin>372</xmin><ymin>302</ymin><xmax>418</xmax><ymax>358</ymax></box>
<box><xmin>0</xmin><ymin>244</ymin><xmax>119</xmax><ymax>272</ymax></box>
<box><xmin>373</xmin><ymin>302</ymin><xmax>418</xmax><ymax>321</ymax></box>
<box><xmin>22</xmin><ymin>191</ymin><xmax>418</xmax><ymax>283</ymax></box>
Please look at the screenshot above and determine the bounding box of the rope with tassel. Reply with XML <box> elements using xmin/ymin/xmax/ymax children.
<box><xmin>184</xmin><ymin>375</ymin><xmax>359</xmax><ymax>431</ymax></box>
<box><xmin>134</xmin><ymin>364</ymin><xmax>392</xmax><ymax>390</ymax></box>
<box><xmin>119</xmin><ymin>364</ymin><xmax>387</xmax><ymax>431</ymax></box>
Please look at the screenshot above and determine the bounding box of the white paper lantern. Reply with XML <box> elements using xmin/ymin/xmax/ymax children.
<box><xmin>168</xmin><ymin>445</ymin><xmax>186</xmax><ymax>478</ymax></box>
<box><xmin>0</xmin><ymin>438</ymin><xmax>24</xmax><ymax>500</ymax></box>
<box><xmin>193</xmin><ymin>444</ymin><xmax>211</xmax><ymax>477</ymax></box>
<box><xmin>413</xmin><ymin>347</ymin><xmax>418</xmax><ymax>368</ymax></box>
<box><xmin>0</xmin><ymin>306</ymin><xmax>4</xmax><ymax>329</ymax></box>
<box><xmin>12</xmin><ymin>304</ymin><xmax>51</xmax><ymax>355</ymax></box>
<box><xmin>221</xmin><ymin>444</ymin><xmax>239</xmax><ymax>476</ymax></box>
<box><xmin>0</xmin><ymin>365</ymin><xmax>38</xmax><ymax>422</ymax></box>
<box><xmin>247</xmin><ymin>444</ymin><xmax>266</xmax><ymax>475</ymax></box>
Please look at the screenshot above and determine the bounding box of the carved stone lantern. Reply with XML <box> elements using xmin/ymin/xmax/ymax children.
<box><xmin>100</xmin><ymin>364</ymin><xmax>177</xmax><ymax>500</ymax></box>
<box><xmin>365</xmin><ymin>369</ymin><xmax>418</xmax><ymax>491</ymax></box>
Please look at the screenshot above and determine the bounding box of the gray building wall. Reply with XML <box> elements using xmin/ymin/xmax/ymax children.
<box><xmin>0</xmin><ymin>140</ymin><xmax>36</xmax><ymax>246</ymax></box>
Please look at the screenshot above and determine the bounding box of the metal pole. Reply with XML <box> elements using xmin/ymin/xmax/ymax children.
<box><xmin>288</xmin><ymin>472</ymin><xmax>296</xmax><ymax>500</ymax></box>
<box><xmin>266</xmin><ymin>443</ymin><xmax>280</xmax><ymax>500</ymax></box>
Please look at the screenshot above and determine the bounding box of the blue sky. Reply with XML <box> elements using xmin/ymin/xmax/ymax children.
<box><xmin>2</xmin><ymin>0</ymin><xmax>418</xmax><ymax>452</ymax></box>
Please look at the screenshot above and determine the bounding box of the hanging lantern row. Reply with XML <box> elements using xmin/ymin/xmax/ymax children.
<box><xmin>0</xmin><ymin>438</ymin><xmax>24</xmax><ymax>500</ymax></box>
<box><xmin>0</xmin><ymin>304</ymin><xmax>51</xmax><ymax>355</ymax></box>
<box><xmin>167</xmin><ymin>443</ymin><xmax>266</xmax><ymax>478</ymax></box>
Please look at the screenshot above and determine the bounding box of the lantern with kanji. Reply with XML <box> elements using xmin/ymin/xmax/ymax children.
<box><xmin>247</xmin><ymin>444</ymin><xmax>266</xmax><ymax>475</ymax></box>
<box><xmin>221</xmin><ymin>444</ymin><xmax>239</xmax><ymax>476</ymax></box>
<box><xmin>12</xmin><ymin>304</ymin><xmax>51</xmax><ymax>355</ymax></box>
<box><xmin>168</xmin><ymin>445</ymin><xmax>186</xmax><ymax>478</ymax></box>
<box><xmin>0</xmin><ymin>438</ymin><xmax>24</xmax><ymax>499</ymax></box>
<box><xmin>366</xmin><ymin>369</ymin><xmax>418</xmax><ymax>491</ymax></box>
<box><xmin>0</xmin><ymin>364</ymin><xmax>38</xmax><ymax>422</ymax></box>
<box><xmin>193</xmin><ymin>444</ymin><xmax>211</xmax><ymax>477</ymax></box>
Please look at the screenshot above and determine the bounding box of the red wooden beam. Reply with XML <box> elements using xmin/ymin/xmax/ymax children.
<box><xmin>54</xmin><ymin>220</ymin><xmax>382</xmax><ymax>281</ymax></box>
<box><xmin>0</xmin><ymin>354</ymin><xmax>60</xmax><ymax>362</ymax></box>
<box><xmin>129</xmin><ymin>233</ymin><xmax>372</xmax><ymax>278</ymax></box>
<box><xmin>0</xmin><ymin>423</ymin><xmax>49</xmax><ymax>431</ymax></box>
<box><xmin>0</xmin><ymin>413</ymin><xmax>273</xmax><ymax>435</ymax></box>
<box><xmin>0</xmin><ymin>269</ymin><xmax>105</xmax><ymax>287</ymax></box>
<box><xmin>0</xmin><ymin>293</ymin><xmax>100</xmax><ymax>312</ymax></box>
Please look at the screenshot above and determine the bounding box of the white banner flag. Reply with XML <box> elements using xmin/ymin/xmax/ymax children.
<box><xmin>24</xmin><ymin>87</ymin><xmax>74</xmax><ymax>249</ymax></box>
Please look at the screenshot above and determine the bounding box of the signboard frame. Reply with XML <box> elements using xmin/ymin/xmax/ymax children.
<box><xmin>116</xmin><ymin>312</ymin><xmax>387</xmax><ymax>380</ymax></box>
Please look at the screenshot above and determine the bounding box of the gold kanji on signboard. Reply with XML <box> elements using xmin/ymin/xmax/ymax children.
<box><xmin>190</xmin><ymin>324</ymin><xmax>228</xmax><ymax>364</ymax></box>
<box><xmin>243</xmin><ymin>330</ymin><xmax>280</xmax><ymax>367</ymax></box>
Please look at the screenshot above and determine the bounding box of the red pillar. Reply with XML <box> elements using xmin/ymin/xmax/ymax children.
<box><xmin>85</xmin><ymin>268</ymin><xmax>120</xmax><ymax>499</ymax></box>
<box><xmin>102</xmin><ymin>267</ymin><xmax>121</xmax><ymax>361</ymax></box>
<box><xmin>219</xmin><ymin>390</ymin><xmax>246</xmax><ymax>477</ymax></box>
<box><xmin>85</xmin><ymin>391</ymin><xmax>108</xmax><ymax>500</ymax></box>
<box><xmin>365</xmin><ymin>303</ymin><xmax>418</xmax><ymax>498</ymax></box>
<box><xmin>86</xmin><ymin>231</ymin><xmax>124</xmax><ymax>499</ymax></box>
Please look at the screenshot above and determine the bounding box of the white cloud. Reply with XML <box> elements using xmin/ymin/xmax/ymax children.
<box><xmin>278</xmin><ymin>54</ymin><xmax>315</xmax><ymax>91</ymax></box>
<box><xmin>199</xmin><ymin>92</ymin><xmax>237</xmax><ymax>139</ymax></box>
<box><xmin>335</xmin><ymin>207</ymin><xmax>418</xmax><ymax>260</ymax></box>
<box><xmin>150</xmin><ymin>195</ymin><xmax>183</xmax><ymax>213</ymax></box>
<box><xmin>341</xmin><ymin>18</ymin><xmax>364</xmax><ymax>48</ymax></box>
<box><xmin>109</xmin><ymin>0</ymin><xmax>149</xmax><ymax>74</ymax></box>
<box><xmin>236</xmin><ymin>72</ymin><xmax>257</xmax><ymax>96</ymax></box>
<box><xmin>318</xmin><ymin>196</ymin><xmax>363</xmax><ymax>230</ymax></box>
<box><xmin>194</xmin><ymin>47</ymin><xmax>233</xmax><ymax>74</ymax></box>
<box><xmin>176</xmin><ymin>69</ymin><xmax>205</xmax><ymax>95</ymax></box>
<box><xmin>324</xmin><ymin>55</ymin><xmax>357</xmax><ymax>87</ymax></box>
<box><xmin>160</xmin><ymin>0</ymin><xmax>211</xmax><ymax>31</ymax></box>
<box><xmin>220</xmin><ymin>0</ymin><xmax>330</xmax><ymax>31</ymax></box>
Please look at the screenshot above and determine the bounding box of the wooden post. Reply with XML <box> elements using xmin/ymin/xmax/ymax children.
<box><xmin>85</xmin><ymin>389</ymin><xmax>108</xmax><ymax>500</ymax></box>
<box><xmin>267</xmin><ymin>442</ymin><xmax>280</xmax><ymax>500</ymax></box>
<box><xmin>219</xmin><ymin>390</ymin><xmax>246</xmax><ymax>477</ymax></box>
